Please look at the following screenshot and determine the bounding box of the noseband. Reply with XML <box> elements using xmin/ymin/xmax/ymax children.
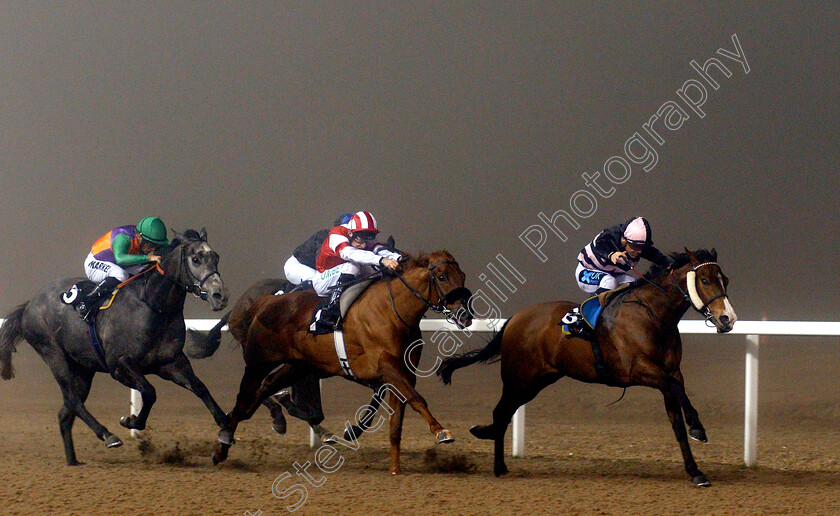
<box><xmin>670</xmin><ymin>261</ymin><xmax>727</xmax><ymax>327</ymax></box>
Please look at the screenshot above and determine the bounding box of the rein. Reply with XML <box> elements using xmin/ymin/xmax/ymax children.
<box><xmin>386</xmin><ymin>260</ymin><xmax>471</xmax><ymax>328</ymax></box>
<box><xmin>623</xmin><ymin>260</ymin><xmax>727</xmax><ymax>329</ymax></box>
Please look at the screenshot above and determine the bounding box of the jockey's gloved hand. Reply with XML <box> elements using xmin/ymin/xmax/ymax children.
<box><xmin>379</xmin><ymin>257</ymin><xmax>400</xmax><ymax>271</ymax></box>
<box><xmin>609</xmin><ymin>251</ymin><xmax>626</xmax><ymax>265</ymax></box>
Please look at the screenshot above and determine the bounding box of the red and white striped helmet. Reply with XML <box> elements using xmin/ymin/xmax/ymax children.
<box><xmin>347</xmin><ymin>211</ymin><xmax>380</xmax><ymax>234</ymax></box>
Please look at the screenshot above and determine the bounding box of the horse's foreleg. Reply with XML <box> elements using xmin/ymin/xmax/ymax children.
<box><xmin>631</xmin><ymin>359</ymin><xmax>709</xmax><ymax>486</ymax></box>
<box><xmin>378</xmin><ymin>355</ymin><xmax>450</xmax><ymax>443</ymax></box>
<box><xmin>111</xmin><ymin>356</ymin><xmax>156</xmax><ymax>431</ymax></box>
<box><xmin>157</xmin><ymin>353</ymin><xmax>228</xmax><ymax>427</ymax></box>
<box><xmin>386</xmin><ymin>390</ymin><xmax>406</xmax><ymax>475</ymax></box>
<box><xmin>662</xmin><ymin>388</ymin><xmax>709</xmax><ymax>486</ymax></box>
<box><xmin>671</xmin><ymin>369</ymin><xmax>707</xmax><ymax>442</ymax></box>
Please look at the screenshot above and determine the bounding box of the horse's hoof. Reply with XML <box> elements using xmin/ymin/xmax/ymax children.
<box><xmin>119</xmin><ymin>415</ymin><xmax>144</xmax><ymax>431</ymax></box>
<box><xmin>105</xmin><ymin>435</ymin><xmax>124</xmax><ymax>448</ymax></box>
<box><xmin>436</xmin><ymin>429</ymin><xmax>454</xmax><ymax>444</ymax></box>
<box><xmin>692</xmin><ymin>474</ymin><xmax>711</xmax><ymax>487</ymax></box>
<box><xmin>212</xmin><ymin>442</ymin><xmax>229</xmax><ymax>465</ymax></box>
<box><xmin>390</xmin><ymin>469</ymin><xmax>402</xmax><ymax>476</ymax></box>
<box><xmin>469</xmin><ymin>425</ymin><xmax>495</xmax><ymax>440</ymax></box>
<box><xmin>344</xmin><ymin>425</ymin><xmax>362</xmax><ymax>441</ymax></box>
<box><xmin>689</xmin><ymin>428</ymin><xmax>708</xmax><ymax>443</ymax></box>
<box><xmin>494</xmin><ymin>463</ymin><xmax>509</xmax><ymax>477</ymax></box>
<box><xmin>321</xmin><ymin>433</ymin><xmax>338</xmax><ymax>445</ymax></box>
<box><xmin>218</xmin><ymin>428</ymin><xmax>235</xmax><ymax>446</ymax></box>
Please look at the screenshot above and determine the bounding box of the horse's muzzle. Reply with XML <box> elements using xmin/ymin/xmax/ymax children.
<box><xmin>207</xmin><ymin>286</ymin><xmax>230</xmax><ymax>311</ymax></box>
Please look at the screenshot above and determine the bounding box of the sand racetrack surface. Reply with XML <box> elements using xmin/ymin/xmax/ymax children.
<box><xmin>1</xmin><ymin>330</ymin><xmax>838</xmax><ymax>515</ymax></box>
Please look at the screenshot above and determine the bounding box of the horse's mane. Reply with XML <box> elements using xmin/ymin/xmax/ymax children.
<box><xmin>644</xmin><ymin>248</ymin><xmax>717</xmax><ymax>281</ymax></box>
<box><xmin>160</xmin><ymin>229</ymin><xmax>205</xmax><ymax>255</ymax></box>
<box><xmin>398</xmin><ymin>250</ymin><xmax>456</xmax><ymax>273</ymax></box>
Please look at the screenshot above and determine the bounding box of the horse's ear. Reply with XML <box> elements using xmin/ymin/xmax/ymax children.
<box><xmin>684</xmin><ymin>247</ymin><xmax>697</xmax><ymax>264</ymax></box>
<box><xmin>710</xmin><ymin>247</ymin><xmax>718</xmax><ymax>261</ymax></box>
<box><xmin>172</xmin><ymin>229</ymin><xmax>183</xmax><ymax>241</ymax></box>
<box><xmin>199</xmin><ymin>227</ymin><xmax>208</xmax><ymax>242</ymax></box>
<box><xmin>415</xmin><ymin>251</ymin><xmax>429</xmax><ymax>267</ymax></box>
<box><xmin>386</xmin><ymin>235</ymin><xmax>395</xmax><ymax>248</ymax></box>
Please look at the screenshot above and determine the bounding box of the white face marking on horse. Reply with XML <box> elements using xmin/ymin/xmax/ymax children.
<box><xmin>722</xmin><ymin>297</ymin><xmax>738</xmax><ymax>324</ymax></box>
<box><xmin>717</xmin><ymin>272</ymin><xmax>737</xmax><ymax>325</ymax></box>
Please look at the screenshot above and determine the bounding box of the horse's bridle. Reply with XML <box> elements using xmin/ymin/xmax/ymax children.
<box><xmin>387</xmin><ymin>260</ymin><xmax>472</xmax><ymax>327</ymax></box>
<box><xmin>150</xmin><ymin>242</ymin><xmax>220</xmax><ymax>300</ymax></box>
<box><xmin>670</xmin><ymin>261</ymin><xmax>728</xmax><ymax>327</ymax></box>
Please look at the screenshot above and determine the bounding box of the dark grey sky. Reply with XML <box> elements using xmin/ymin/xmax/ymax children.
<box><xmin>1</xmin><ymin>2</ymin><xmax>838</xmax><ymax>320</ymax></box>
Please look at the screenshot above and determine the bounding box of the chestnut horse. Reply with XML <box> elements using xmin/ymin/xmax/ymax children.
<box><xmin>212</xmin><ymin>249</ymin><xmax>473</xmax><ymax>474</ymax></box>
<box><xmin>439</xmin><ymin>249</ymin><xmax>736</xmax><ymax>486</ymax></box>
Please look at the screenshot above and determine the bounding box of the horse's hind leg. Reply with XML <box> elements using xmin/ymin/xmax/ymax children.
<box><xmin>156</xmin><ymin>352</ymin><xmax>228</xmax><ymax>427</ymax></box>
<box><xmin>474</xmin><ymin>374</ymin><xmax>553</xmax><ymax>477</ymax></box>
<box><xmin>671</xmin><ymin>370</ymin><xmax>707</xmax><ymax>442</ymax></box>
<box><xmin>262</xmin><ymin>397</ymin><xmax>287</xmax><ymax>434</ymax></box>
<box><xmin>276</xmin><ymin>375</ymin><xmax>337</xmax><ymax>443</ymax></box>
<box><xmin>110</xmin><ymin>356</ymin><xmax>156</xmax><ymax>431</ymax></box>
<box><xmin>38</xmin><ymin>349</ymin><xmax>121</xmax><ymax>464</ymax></box>
<box><xmin>214</xmin><ymin>363</ymin><xmax>303</xmax><ymax>465</ymax></box>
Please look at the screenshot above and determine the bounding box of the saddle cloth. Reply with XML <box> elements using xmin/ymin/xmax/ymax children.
<box><xmin>561</xmin><ymin>284</ymin><xmax>632</xmax><ymax>335</ymax></box>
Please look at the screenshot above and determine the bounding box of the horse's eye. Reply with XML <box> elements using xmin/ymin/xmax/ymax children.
<box><xmin>191</xmin><ymin>256</ymin><xmax>201</xmax><ymax>265</ymax></box>
<box><xmin>438</xmin><ymin>274</ymin><xmax>446</xmax><ymax>282</ymax></box>
<box><xmin>701</xmin><ymin>278</ymin><xmax>709</xmax><ymax>285</ymax></box>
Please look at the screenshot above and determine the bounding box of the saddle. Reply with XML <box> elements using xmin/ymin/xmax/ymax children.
<box><xmin>309</xmin><ymin>278</ymin><xmax>376</xmax><ymax>335</ymax></box>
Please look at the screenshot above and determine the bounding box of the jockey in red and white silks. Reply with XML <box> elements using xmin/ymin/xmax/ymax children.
<box><xmin>312</xmin><ymin>211</ymin><xmax>401</xmax><ymax>296</ymax></box>
<box><xmin>575</xmin><ymin>216</ymin><xmax>674</xmax><ymax>295</ymax></box>
<box><xmin>283</xmin><ymin>213</ymin><xmax>354</xmax><ymax>286</ymax></box>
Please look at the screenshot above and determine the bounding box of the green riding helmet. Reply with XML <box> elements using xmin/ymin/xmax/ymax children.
<box><xmin>137</xmin><ymin>216</ymin><xmax>169</xmax><ymax>246</ymax></box>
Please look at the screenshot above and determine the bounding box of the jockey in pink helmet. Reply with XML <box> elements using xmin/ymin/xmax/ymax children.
<box><xmin>310</xmin><ymin>211</ymin><xmax>401</xmax><ymax>333</ymax></box>
<box><xmin>575</xmin><ymin>216</ymin><xmax>674</xmax><ymax>295</ymax></box>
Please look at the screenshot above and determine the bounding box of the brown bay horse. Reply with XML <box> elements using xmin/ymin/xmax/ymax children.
<box><xmin>212</xmin><ymin>249</ymin><xmax>473</xmax><ymax>474</ymax></box>
<box><xmin>438</xmin><ymin>249</ymin><xmax>736</xmax><ymax>486</ymax></box>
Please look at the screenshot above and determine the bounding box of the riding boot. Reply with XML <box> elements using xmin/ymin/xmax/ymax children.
<box><xmin>78</xmin><ymin>277</ymin><xmax>121</xmax><ymax>322</ymax></box>
<box><xmin>314</xmin><ymin>273</ymin><xmax>355</xmax><ymax>333</ymax></box>
<box><xmin>593</xmin><ymin>287</ymin><xmax>609</xmax><ymax>295</ymax></box>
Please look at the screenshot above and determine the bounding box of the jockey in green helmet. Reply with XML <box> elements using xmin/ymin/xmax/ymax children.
<box><xmin>78</xmin><ymin>216</ymin><xmax>169</xmax><ymax>321</ymax></box>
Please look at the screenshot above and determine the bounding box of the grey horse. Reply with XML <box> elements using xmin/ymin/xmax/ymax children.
<box><xmin>0</xmin><ymin>228</ymin><xmax>229</xmax><ymax>465</ymax></box>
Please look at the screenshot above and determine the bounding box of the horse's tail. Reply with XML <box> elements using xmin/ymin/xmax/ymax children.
<box><xmin>184</xmin><ymin>312</ymin><xmax>229</xmax><ymax>359</ymax></box>
<box><xmin>438</xmin><ymin>320</ymin><xmax>509</xmax><ymax>385</ymax></box>
<box><xmin>0</xmin><ymin>304</ymin><xmax>27</xmax><ymax>380</ymax></box>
